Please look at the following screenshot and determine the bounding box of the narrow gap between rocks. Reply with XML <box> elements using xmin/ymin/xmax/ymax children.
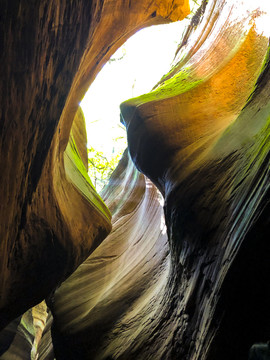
<box><xmin>80</xmin><ymin>3</ymin><xmax>201</xmax><ymax>193</ymax></box>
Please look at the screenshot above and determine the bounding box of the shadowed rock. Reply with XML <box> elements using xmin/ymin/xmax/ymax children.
<box><xmin>0</xmin><ymin>0</ymin><xmax>189</xmax><ymax>331</ymax></box>
<box><xmin>0</xmin><ymin>0</ymin><xmax>269</xmax><ymax>359</ymax></box>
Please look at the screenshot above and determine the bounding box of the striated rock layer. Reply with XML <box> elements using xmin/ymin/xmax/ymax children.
<box><xmin>0</xmin><ymin>0</ymin><xmax>189</xmax><ymax>331</ymax></box>
<box><xmin>51</xmin><ymin>152</ymin><xmax>171</xmax><ymax>359</ymax></box>
<box><xmin>120</xmin><ymin>0</ymin><xmax>270</xmax><ymax>359</ymax></box>
<box><xmin>1</xmin><ymin>0</ymin><xmax>270</xmax><ymax>359</ymax></box>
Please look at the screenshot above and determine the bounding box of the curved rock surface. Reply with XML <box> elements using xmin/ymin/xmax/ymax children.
<box><xmin>51</xmin><ymin>152</ymin><xmax>170</xmax><ymax>359</ymax></box>
<box><xmin>0</xmin><ymin>0</ymin><xmax>189</xmax><ymax>330</ymax></box>
<box><xmin>120</xmin><ymin>0</ymin><xmax>270</xmax><ymax>358</ymax></box>
<box><xmin>0</xmin><ymin>0</ymin><xmax>269</xmax><ymax>359</ymax></box>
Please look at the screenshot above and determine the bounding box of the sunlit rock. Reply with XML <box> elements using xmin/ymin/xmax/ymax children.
<box><xmin>0</xmin><ymin>0</ymin><xmax>269</xmax><ymax>359</ymax></box>
<box><xmin>120</xmin><ymin>1</ymin><xmax>270</xmax><ymax>358</ymax></box>
<box><xmin>50</xmin><ymin>152</ymin><xmax>170</xmax><ymax>359</ymax></box>
<box><xmin>0</xmin><ymin>301</ymin><xmax>51</xmax><ymax>360</ymax></box>
<box><xmin>0</xmin><ymin>0</ymin><xmax>188</xmax><ymax>331</ymax></box>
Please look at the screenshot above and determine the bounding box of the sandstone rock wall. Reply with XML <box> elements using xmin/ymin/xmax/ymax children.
<box><xmin>0</xmin><ymin>0</ymin><xmax>189</xmax><ymax>330</ymax></box>
<box><xmin>0</xmin><ymin>0</ymin><xmax>269</xmax><ymax>359</ymax></box>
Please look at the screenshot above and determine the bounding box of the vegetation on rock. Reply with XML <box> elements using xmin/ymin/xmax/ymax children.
<box><xmin>88</xmin><ymin>145</ymin><xmax>125</xmax><ymax>192</ymax></box>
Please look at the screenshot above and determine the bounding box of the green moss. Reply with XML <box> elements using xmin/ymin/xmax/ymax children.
<box><xmin>122</xmin><ymin>67</ymin><xmax>203</xmax><ymax>108</ymax></box>
<box><xmin>64</xmin><ymin>133</ymin><xmax>111</xmax><ymax>221</ymax></box>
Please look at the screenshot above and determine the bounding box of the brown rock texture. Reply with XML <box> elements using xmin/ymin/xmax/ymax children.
<box><xmin>0</xmin><ymin>0</ymin><xmax>269</xmax><ymax>359</ymax></box>
<box><xmin>50</xmin><ymin>152</ymin><xmax>170</xmax><ymax>359</ymax></box>
<box><xmin>0</xmin><ymin>0</ymin><xmax>189</xmax><ymax>330</ymax></box>
<box><xmin>120</xmin><ymin>1</ymin><xmax>270</xmax><ymax>359</ymax></box>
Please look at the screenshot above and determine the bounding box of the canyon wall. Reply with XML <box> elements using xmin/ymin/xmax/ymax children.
<box><xmin>0</xmin><ymin>0</ymin><xmax>269</xmax><ymax>359</ymax></box>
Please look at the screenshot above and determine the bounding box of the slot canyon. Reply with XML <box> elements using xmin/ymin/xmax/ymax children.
<box><xmin>0</xmin><ymin>0</ymin><xmax>269</xmax><ymax>359</ymax></box>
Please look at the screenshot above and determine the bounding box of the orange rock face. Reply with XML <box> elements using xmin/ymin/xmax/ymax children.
<box><xmin>0</xmin><ymin>0</ymin><xmax>269</xmax><ymax>359</ymax></box>
<box><xmin>0</xmin><ymin>0</ymin><xmax>189</xmax><ymax>344</ymax></box>
<box><xmin>121</xmin><ymin>6</ymin><xmax>269</xmax><ymax>194</ymax></box>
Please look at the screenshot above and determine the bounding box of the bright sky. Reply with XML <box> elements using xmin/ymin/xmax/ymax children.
<box><xmin>80</xmin><ymin>20</ymin><xmax>189</xmax><ymax>158</ymax></box>
<box><xmin>80</xmin><ymin>0</ymin><xmax>270</xmax><ymax>162</ymax></box>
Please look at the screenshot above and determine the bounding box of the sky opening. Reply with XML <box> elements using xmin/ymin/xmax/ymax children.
<box><xmin>80</xmin><ymin>3</ymin><xmax>202</xmax><ymax>192</ymax></box>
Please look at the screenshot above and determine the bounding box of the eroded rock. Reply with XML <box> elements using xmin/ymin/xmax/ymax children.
<box><xmin>0</xmin><ymin>0</ymin><xmax>189</xmax><ymax>331</ymax></box>
<box><xmin>1</xmin><ymin>0</ymin><xmax>269</xmax><ymax>359</ymax></box>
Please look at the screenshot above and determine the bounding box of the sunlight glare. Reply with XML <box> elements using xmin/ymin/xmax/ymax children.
<box><xmin>80</xmin><ymin>21</ymin><xmax>188</xmax><ymax>159</ymax></box>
